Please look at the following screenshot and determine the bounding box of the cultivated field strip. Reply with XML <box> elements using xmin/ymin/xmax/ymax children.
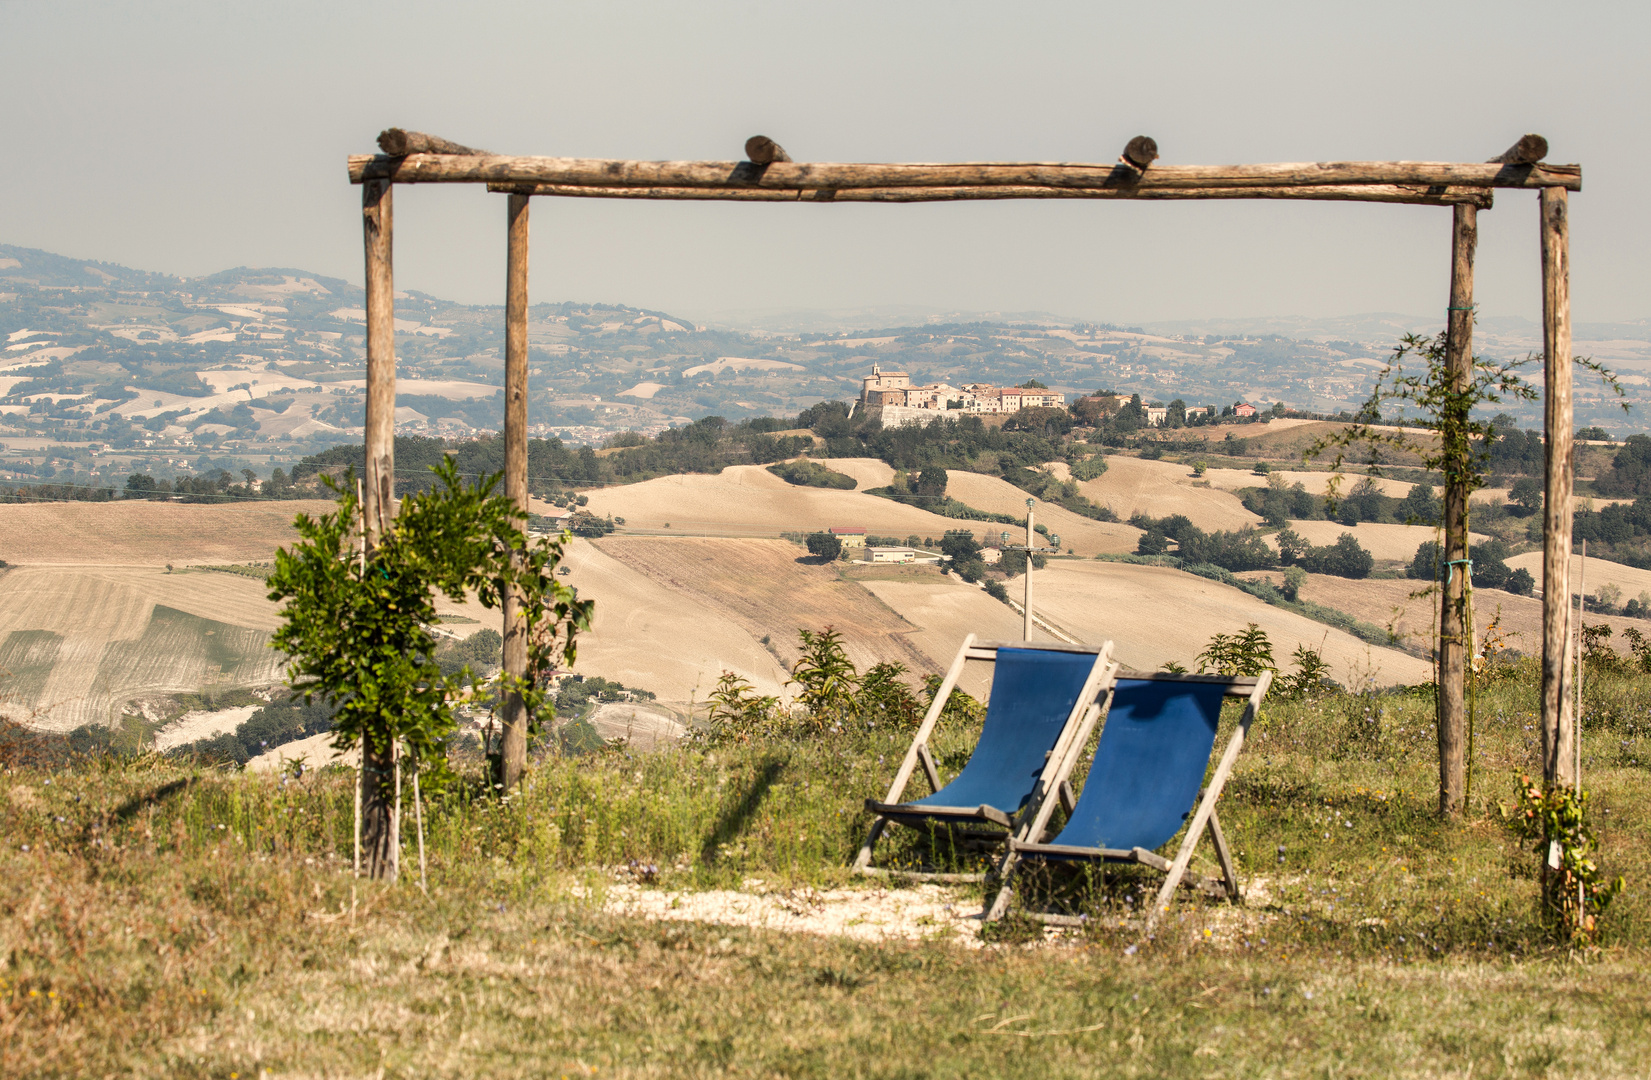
<box><xmin>0</xmin><ymin>499</ymin><xmax>334</xmax><ymax>565</ymax></box>
<box><xmin>1030</xmin><ymin>560</ymin><xmax>1433</xmax><ymax>685</ymax></box>
<box><xmin>0</xmin><ymin>566</ymin><xmax>284</xmax><ymax>731</ymax></box>
<box><xmin>596</xmin><ymin>537</ymin><xmax>940</xmax><ymax>681</ymax></box>
<box><xmin>1061</xmin><ymin>455</ymin><xmax>1263</xmax><ymax>531</ymax></box>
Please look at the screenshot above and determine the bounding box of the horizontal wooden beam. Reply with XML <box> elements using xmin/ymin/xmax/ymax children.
<box><xmin>485</xmin><ymin>180</ymin><xmax>1493</xmax><ymax>207</ymax></box>
<box><xmin>350</xmin><ymin>153</ymin><xmax>1578</xmax><ymax>191</ymax></box>
<box><xmin>376</xmin><ymin>128</ymin><xmax>488</xmax><ymax>157</ymax></box>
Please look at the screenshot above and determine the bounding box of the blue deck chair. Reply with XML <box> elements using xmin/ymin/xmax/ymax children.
<box><xmin>852</xmin><ymin>634</ymin><xmax>1116</xmax><ymax>881</ymax></box>
<box><xmin>985</xmin><ymin>669</ymin><xmax>1272</xmax><ymax>927</ymax></box>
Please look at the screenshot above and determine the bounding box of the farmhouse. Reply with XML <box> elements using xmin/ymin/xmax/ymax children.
<box><xmin>1233</xmin><ymin>402</ymin><xmax>1258</xmax><ymax>418</ymax></box>
<box><xmin>830</xmin><ymin>526</ymin><xmax>867</xmax><ymax>548</ymax></box>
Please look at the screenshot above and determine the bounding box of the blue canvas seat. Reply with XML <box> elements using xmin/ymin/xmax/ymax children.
<box><xmin>984</xmin><ymin>670</ymin><xmax>1272</xmax><ymax>927</ymax></box>
<box><xmin>852</xmin><ymin>634</ymin><xmax>1116</xmax><ymax>881</ymax></box>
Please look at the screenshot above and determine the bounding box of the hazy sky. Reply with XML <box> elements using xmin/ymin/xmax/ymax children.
<box><xmin>2</xmin><ymin>1</ymin><xmax>1646</xmax><ymax>325</ymax></box>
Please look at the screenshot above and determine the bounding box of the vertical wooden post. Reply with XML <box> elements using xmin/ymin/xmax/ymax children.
<box><xmin>360</xmin><ymin>176</ymin><xmax>398</xmax><ymax>879</ymax></box>
<box><xmin>1437</xmin><ymin>203</ymin><xmax>1475</xmax><ymax>815</ymax></box>
<box><xmin>1540</xmin><ymin>186</ymin><xmax>1575</xmax><ymax>790</ymax></box>
<box><xmin>1023</xmin><ymin>500</ymin><xmax>1035</xmax><ymax>641</ymax></box>
<box><xmin>499</xmin><ymin>193</ymin><xmax>532</xmax><ymax>791</ymax></box>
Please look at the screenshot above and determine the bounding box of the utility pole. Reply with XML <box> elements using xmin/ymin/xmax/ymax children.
<box><xmin>1000</xmin><ymin>500</ymin><xmax>1057</xmax><ymax>643</ymax></box>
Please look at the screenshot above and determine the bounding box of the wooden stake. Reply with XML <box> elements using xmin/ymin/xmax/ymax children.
<box><xmin>1575</xmin><ymin>540</ymin><xmax>1585</xmax><ymax>795</ymax></box>
<box><xmin>1438</xmin><ymin>202</ymin><xmax>1475</xmax><ymax>816</ymax></box>
<box><xmin>1488</xmin><ymin>134</ymin><xmax>1549</xmax><ymax>166</ymax></box>
<box><xmin>362</xmin><ymin>179</ymin><xmax>396</xmax><ymax>547</ymax></box>
<box><xmin>499</xmin><ymin>193</ymin><xmax>532</xmax><ymax>792</ymax></box>
<box><xmin>1540</xmin><ymin>186</ymin><xmax>1576</xmax><ymax>790</ymax></box>
<box><xmin>359</xmin><ymin>177</ymin><xmax>399</xmax><ymax>880</ymax></box>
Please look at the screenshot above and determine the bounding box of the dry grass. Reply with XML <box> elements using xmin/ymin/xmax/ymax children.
<box><xmin>0</xmin><ymin>566</ymin><xmax>283</xmax><ymax>731</ymax></box>
<box><xmin>1062</xmin><ymin>456</ymin><xmax>1262</xmax><ymax>532</ymax></box>
<box><xmin>6</xmin><ymin>665</ymin><xmax>1651</xmax><ymax>1077</ymax></box>
<box><xmin>1265</xmin><ymin>572</ymin><xmax>1651</xmax><ymax>658</ymax></box>
<box><xmin>582</xmin><ymin>465</ymin><xmax>972</xmax><ymax>541</ymax></box>
<box><xmin>0</xmin><ymin>500</ymin><xmax>332</xmax><ymax>565</ymax></box>
<box><xmin>1032</xmin><ymin>560</ymin><xmax>1433</xmax><ymax>686</ymax></box>
<box><xmin>940</xmin><ymin>470</ymin><xmax>1140</xmax><ymax>554</ymax></box>
<box><xmin>597</xmin><ymin>537</ymin><xmax>937</xmax><ymax>680</ymax></box>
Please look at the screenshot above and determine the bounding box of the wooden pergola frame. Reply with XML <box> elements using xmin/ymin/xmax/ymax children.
<box><xmin>348</xmin><ymin>129</ymin><xmax>1581</xmax><ymax>804</ymax></box>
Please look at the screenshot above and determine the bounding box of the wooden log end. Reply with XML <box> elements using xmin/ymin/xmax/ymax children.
<box><xmin>744</xmin><ymin>135</ymin><xmax>792</xmax><ymax>165</ymax></box>
<box><xmin>1488</xmin><ymin>133</ymin><xmax>1548</xmax><ymax>166</ymax></box>
<box><xmin>376</xmin><ymin>127</ymin><xmax>487</xmax><ymax>157</ymax></box>
<box><xmin>1121</xmin><ymin>135</ymin><xmax>1159</xmax><ymax>171</ymax></box>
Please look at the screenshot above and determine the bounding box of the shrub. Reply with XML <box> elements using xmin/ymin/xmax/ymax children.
<box><xmin>805</xmin><ymin>531</ymin><xmax>843</xmax><ymax>560</ymax></box>
<box><xmin>1282</xmin><ymin>565</ymin><xmax>1307</xmax><ymax>602</ymax></box>
<box><xmin>1196</xmin><ymin>623</ymin><xmax>1275</xmax><ymax>676</ymax></box>
<box><xmin>1298</xmin><ymin>533</ymin><xmax>1373</xmax><ymax>579</ymax></box>
<box><xmin>767</xmin><ymin>459</ymin><xmax>857</xmax><ymax>490</ymax></box>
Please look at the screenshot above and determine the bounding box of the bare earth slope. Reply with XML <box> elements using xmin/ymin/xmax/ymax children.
<box><xmin>1506</xmin><ymin>551</ymin><xmax>1651</xmax><ymax>603</ymax></box>
<box><xmin>429</xmin><ymin>538</ymin><xmax>792</xmax><ymax>703</ymax></box>
<box><xmin>1029</xmin><ymin>560</ymin><xmax>1431</xmax><ymax>687</ymax></box>
<box><xmin>0</xmin><ymin>500</ymin><xmax>332</xmax><ymax>564</ymax></box>
<box><xmin>1057</xmin><ymin>456</ymin><xmax>1261</xmax><ymax>532</ymax></box>
<box><xmin>597</xmin><ymin>537</ymin><xmax>938</xmax><ymax>679</ymax></box>
<box><xmin>583</xmin><ymin>466</ymin><xmax>979</xmax><ymax>542</ymax></box>
<box><xmin>939</xmin><ymin>470</ymin><xmax>1139</xmax><ymax>554</ymax></box>
<box><xmin>1276</xmin><ymin>571</ymin><xmax>1649</xmax><ymax>659</ymax></box>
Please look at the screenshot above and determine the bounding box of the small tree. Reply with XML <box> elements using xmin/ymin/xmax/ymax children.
<box><xmin>805</xmin><ymin>531</ymin><xmax>842</xmax><ymax>561</ymax></box>
<box><xmin>269</xmin><ymin>460</ymin><xmax>590</xmax><ymax>880</ymax></box>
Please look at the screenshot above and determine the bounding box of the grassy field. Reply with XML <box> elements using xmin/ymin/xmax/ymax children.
<box><xmin>5</xmin><ymin>662</ymin><xmax>1650</xmax><ymax>1077</ymax></box>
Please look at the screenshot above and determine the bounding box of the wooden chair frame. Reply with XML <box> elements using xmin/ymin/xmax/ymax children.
<box><xmin>851</xmin><ymin>633</ymin><xmax>1116</xmax><ymax>882</ymax></box>
<box><xmin>984</xmin><ymin>669</ymin><xmax>1273</xmax><ymax>931</ymax></box>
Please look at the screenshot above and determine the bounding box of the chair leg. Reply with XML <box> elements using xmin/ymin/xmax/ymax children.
<box><xmin>982</xmin><ymin>848</ymin><xmax>1021</xmax><ymax>922</ymax></box>
<box><xmin>852</xmin><ymin>816</ymin><xmax>888</xmax><ymax>875</ymax></box>
<box><xmin>1206</xmin><ymin>806</ymin><xmax>1241</xmax><ymax>903</ymax></box>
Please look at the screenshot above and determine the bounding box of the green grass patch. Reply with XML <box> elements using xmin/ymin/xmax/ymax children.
<box><xmin>4</xmin><ymin>667</ymin><xmax>1651</xmax><ymax>1074</ymax></box>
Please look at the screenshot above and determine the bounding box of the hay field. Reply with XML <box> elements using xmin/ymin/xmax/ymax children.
<box><xmin>430</xmin><ymin>538</ymin><xmax>789</xmax><ymax>703</ymax></box>
<box><xmin>938</xmin><ymin>470</ymin><xmax>1140</xmax><ymax>553</ymax></box>
<box><xmin>559</xmin><ymin>539</ymin><xmax>791</xmax><ymax>702</ymax></box>
<box><xmin>1272</xmin><ymin>520</ymin><xmax>1486</xmax><ymax>562</ymax></box>
<box><xmin>854</xmin><ymin>578</ymin><xmax>1023</xmax><ymax>699</ymax></box>
<box><xmin>0</xmin><ymin>566</ymin><xmax>283</xmax><ymax>731</ymax></box>
<box><xmin>596</xmin><ymin>537</ymin><xmax>938</xmax><ymax>681</ymax></box>
<box><xmin>582</xmin><ymin>466</ymin><xmax>999</xmax><ymax>542</ymax></box>
<box><xmin>1056</xmin><ymin>456</ymin><xmax>1260</xmax><ymax>531</ymax></box>
<box><xmin>1027</xmin><ymin>560</ymin><xmax>1432</xmax><ymax>687</ymax></box>
<box><xmin>1506</xmin><ymin>551</ymin><xmax>1651</xmax><ymax>603</ymax></box>
<box><xmin>1271</xmin><ymin>571</ymin><xmax>1651</xmax><ymax>658</ymax></box>
<box><xmin>1202</xmin><ymin>467</ymin><xmax>1417</xmax><ymax>498</ymax></box>
<box><xmin>0</xmin><ymin>500</ymin><xmax>332</xmax><ymax>565</ymax></box>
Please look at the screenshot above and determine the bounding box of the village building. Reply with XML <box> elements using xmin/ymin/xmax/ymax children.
<box><xmin>830</xmin><ymin>526</ymin><xmax>867</xmax><ymax>548</ymax></box>
<box><xmin>1233</xmin><ymin>402</ymin><xmax>1258</xmax><ymax>418</ymax></box>
<box><xmin>1144</xmin><ymin>406</ymin><xmax>1169</xmax><ymax>427</ymax></box>
<box><xmin>860</xmin><ymin>365</ymin><xmax>1063</xmax><ymax>427</ymax></box>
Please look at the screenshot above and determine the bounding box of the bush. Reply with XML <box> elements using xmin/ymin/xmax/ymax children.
<box><xmin>1136</xmin><ymin>530</ymin><xmax>1170</xmax><ymax>556</ymax></box>
<box><xmin>1506</xmin><ymin>567</ymin><xmax>1536</xmax><ymax>597</ymax></box>
<box><xmin>805</xmin><ymin>531</ymin><xmax>843</xmax><ymax>561</ymax></box>
<box><xmin>1282</xmin><ymin>565</ymin><xmax>1307</xmax><ymax>602</ymax></box>
<box><xmin>1298</xmin><ymin>533</ymin><xmax>1373</xmax><ymax>579</ymax></box>
<box><xmin>767</xmin><ymin>459</ymin><xmax>857</xmax><ymax>490</ymax></box>
<box><xmin>983</xmin><ymin>580</ymin><xmax>1009</xmax><ymax>602</ymax></box>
